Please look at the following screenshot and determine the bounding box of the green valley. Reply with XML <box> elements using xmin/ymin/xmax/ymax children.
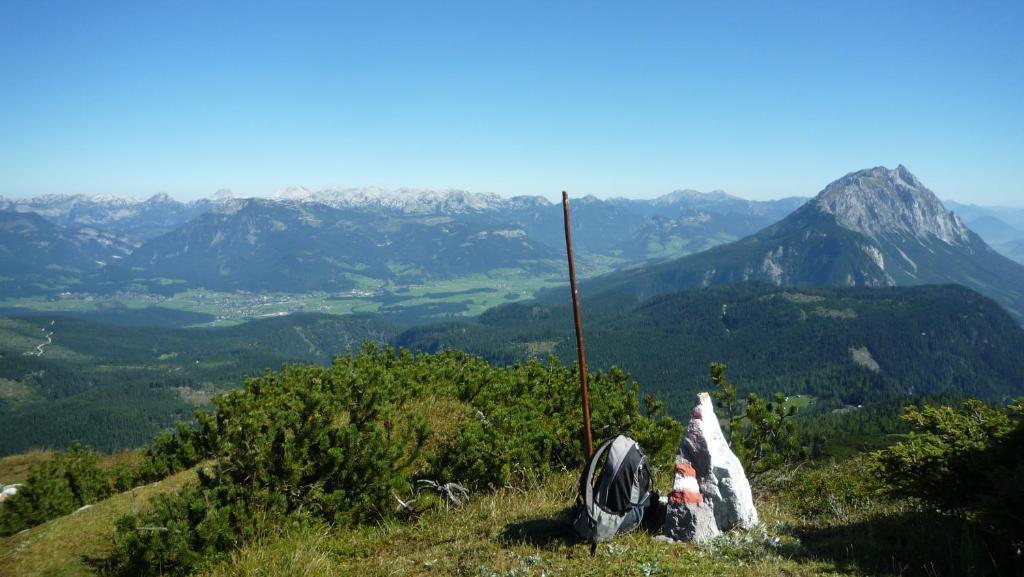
<box><xmin>3</xmin><ymin>282</ymin><xmax>1023</xmax><ymax>460</ymax></box>
<box><xmin>0</xmin><ymin>267</ymin><xmax>571</xmax><ymax>328</ymax></box>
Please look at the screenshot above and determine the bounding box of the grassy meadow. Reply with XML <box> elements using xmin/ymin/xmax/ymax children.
<box><xmin>2</xmin><ymin>456</ymin><xmax>1001</xmax><ymax>577</ymax></box>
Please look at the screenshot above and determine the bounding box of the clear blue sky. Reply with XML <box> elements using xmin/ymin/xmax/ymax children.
<box><xmin>1</xmin><ymin>1</ymin><xmax>1022</xmax><ymax>205</ymax></box>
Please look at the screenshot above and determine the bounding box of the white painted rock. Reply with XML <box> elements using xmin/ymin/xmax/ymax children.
<box><xmin>662</xmin><ymin>457</ymin><xmax>719</xmax><ymax>542</ymax></box>
<box><xmin>681</xmin><ymin>392</ymin><xmax>758</xmax><ymax>531</ymax></box>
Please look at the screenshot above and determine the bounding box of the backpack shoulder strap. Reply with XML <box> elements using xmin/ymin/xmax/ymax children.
<box><xmin>581</xmin><ymin>437</ymin><xmax>617</xmax><ymax>513</ymax></box>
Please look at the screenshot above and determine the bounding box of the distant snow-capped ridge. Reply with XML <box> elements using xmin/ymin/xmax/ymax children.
<box><xmin>1</xmin><ymin>186</ymin><xmax>798</xmax><ymax>217</ymax></box>
<box><xmin>652</xmin><ymin>189</ymin><xmax>737</xmax><ymax>204</ymax></box>
<box><xmin>271</xmin><ymin>186</ymin><xmax>535</xmax><ymax>213</ymax></box>
<box><xmin>267</xmin><ymin>186</ymin><xmax>777</xmax><ymax>214</ymax></box>
<box><xmin>1</xmin><ymin>192</ymin><xmax>139</xmax><ymax>207</ymax></box>
<box><xmin>0</xmin><ymin>192</ymin><xmax>205</xmax><ymax>208</ymax></box>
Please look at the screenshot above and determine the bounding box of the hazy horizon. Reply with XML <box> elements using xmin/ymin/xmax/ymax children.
<box><xmin>1</xmin><ymin>175</ymin><xmax>1021</xmax><ymax>210</ymax></box>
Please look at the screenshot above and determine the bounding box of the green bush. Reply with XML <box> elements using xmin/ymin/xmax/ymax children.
<box><xmin>873</xmin><ymin>398</ymin><xmax>1024</xmax><ymax>545</ymax></box>
<box><xmin>0</xmin><ymin>443</ymin><xmax>115</xmax><ymax>535</ymax></box>
<box><xmin>773</xmin><ymin>429</ymin><xmax>1024</xmax><ymax>577</ymax></box>
<box><xmin>735</xmin><ymin>392</ymin><xmax>804</xmax><ymax>474</ymax></box>
<box><xmin>109</xmin><ymin>346</ymin><xmax>681</xmax><ymax>576</ymax></box>
<box><xmin>772</xmin><ymin>455</ymin><xmax>1019</xmax><ymax>577</ymax></box>
<box><xmin>431</xmin><ymin>360</ymin><xmax>682</xmax><ymax>489</ymax></box>
<box><xmin>111</xmin><ymin>346</ymin><xmax>431</xmax><ymax>575</ymax></box>
<box><xmin>779</xmin><ymin>456</ymin><xmax>886</xmax><ymax>525</ymax></box>
<box><xmin>137</xmin><ymin>413</ymin><xmax>217</xmax><ymax>482</ymax></box>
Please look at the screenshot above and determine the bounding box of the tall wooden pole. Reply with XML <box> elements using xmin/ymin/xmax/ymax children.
<box><xmin>562</xmin><ymin>191</ymin><xmax>594</xmax><ymax>458</ymax></box>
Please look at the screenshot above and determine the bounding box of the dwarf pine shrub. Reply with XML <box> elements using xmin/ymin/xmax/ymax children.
<box><xmin>431</xmin><ymin>361</ymin><xmax>681</xmax><ymax>489</ymax></box>
<box><xmin>0</xmin><ymin>443</ymin><xmax>116</xmax><ymax>535</ymax></box>
<box><xmin>108</xmin><ymin>345</ymin><xmax>681</xmax><ymax>576</ymax></box>
<box><xmin>874</xmin><ymin>398</ymin><xmax>1024</xmax><ymax>546</ymax></box>
<box><xmin>137</xmin><ymin>413</ymin><xmax>218</xmax><ymax>482</ymax></box>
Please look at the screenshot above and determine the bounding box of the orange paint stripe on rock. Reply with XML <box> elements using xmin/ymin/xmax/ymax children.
<box><xmin>671</xmin><ymin>461</ymin><xmax>702</xmax><ymax>505</ymax></box>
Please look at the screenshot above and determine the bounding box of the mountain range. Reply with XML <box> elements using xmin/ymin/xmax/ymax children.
<box><xmin>944</xmin><ymin>200</ymin><xmax>1024</xmax><ymax>264</ymax></box>
<box><xmin>0</xmin><ymin>211</ymin><xmax>134</xmax><ymax>295</ymax></box>
<box><xmin>107</xmin><ymin>198</ymin><xmax>564</xmax><ymax>293</ymax></box>
<box><xmin>2</xmin><ymin>167</ymin><xmax>1023</xmax><ymax>324</ymax></box>
<box><xmin>580</xmin><ymin>166</ymin><xmax>1024</xmax><ymax>323</ymax></box>
<box><xmin>4</xmin><ymin>283</ymin><xmax>1023</xmax><ymax>456</ymax></box>
<box><xmin>0</xmin><ymin>187</ymin><xmax>809</xmax><ymax>297</ymax></box>
<box><xmin>4</xmin><ymin>165</ymin><xmax>1024</xmax><ymax>454</ymax></box>
<box><xmin>0</xmin><ymin>193</ymin><xmax>214</xmax><ymax>245</ymax></box>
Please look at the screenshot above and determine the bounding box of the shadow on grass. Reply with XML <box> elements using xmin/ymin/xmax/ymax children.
<box><xmin>499</xmin><ymin>500</ymin><xmax>669</xmax><ymax>550</ymax></box>
<box><xmin>796</xmin><ymin>510</ymin><xmax>1022</xmax><ymax>577</ymax></box>
<box><xmin>496</xmin><ymin>498</ymin><xmax>1023</xmax><ymax>576</ymax></box>
<box><xmin>498</xmin><ymin>506</ymin><xmax>581</xmax><ymax>549</ymax></box>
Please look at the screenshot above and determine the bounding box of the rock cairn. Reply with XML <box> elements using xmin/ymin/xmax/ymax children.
<box><xmin>662</xmin><ymin>392</ymin><xmax>758</xmax><ymax>542</ymax></box>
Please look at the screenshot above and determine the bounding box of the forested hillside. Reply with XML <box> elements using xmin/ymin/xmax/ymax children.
<box><xmin>0</xmin><ymin>211</ymin><xmax>133</xmax><ymax>297</ymax></box>
<box><xmin>397</xmin><ymin>284</ymin><xmax>1024</xmax><ymax>414</ymax></box>
<box><xmin>2</xmin><ymin>347</ymin><xmax>1020</xmax><ymax>577</ymax></box>
<box><xmin>5</xmin><ymin>282</ymin><xmax>1023</xmax><ymax>456</ymax></box>
<box><xmin>0</xmin><ymin>313</ymin><xmax>395</xmax><ymax>455</ymax></box>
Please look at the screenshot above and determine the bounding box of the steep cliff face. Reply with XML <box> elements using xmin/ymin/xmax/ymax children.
<box><xmin>815</xmin><ymin>165</ymin><xmax>973</xmax><ymax>247</ymax></box>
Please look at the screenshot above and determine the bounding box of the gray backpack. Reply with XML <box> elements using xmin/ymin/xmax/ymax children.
<box><xmin>572</xmin><ymin>435</ymin><xmax>653</xmax><ymax>551</ymax></box>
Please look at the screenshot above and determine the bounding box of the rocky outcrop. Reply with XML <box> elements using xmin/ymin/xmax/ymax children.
<box><xmin>662</xmin><ymin>392</ymin><xmax>758</xmax><ymax>541</ymax></box>
<box><xmin>815</xmin><ymin>165</ymin><xmax>973</xmax><ymax>247</ymax></box>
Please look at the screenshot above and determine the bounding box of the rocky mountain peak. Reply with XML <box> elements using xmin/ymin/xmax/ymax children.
<box><xmin>814</xmin><ymin>165</ymin><xmax>972</xmax><ymax>246</ymax></box>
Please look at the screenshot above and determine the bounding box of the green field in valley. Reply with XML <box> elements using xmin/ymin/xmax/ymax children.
<box><xmin>0</xmin><ymin>268</ymin><xmax>572</xmax><ymax>327</ymax></box>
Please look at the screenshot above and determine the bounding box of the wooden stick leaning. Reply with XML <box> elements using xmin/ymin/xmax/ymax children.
<box><xmin>562</xmin><ymin>191</ymin><xmax>594</xmax><ymax>458</ymax></box>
